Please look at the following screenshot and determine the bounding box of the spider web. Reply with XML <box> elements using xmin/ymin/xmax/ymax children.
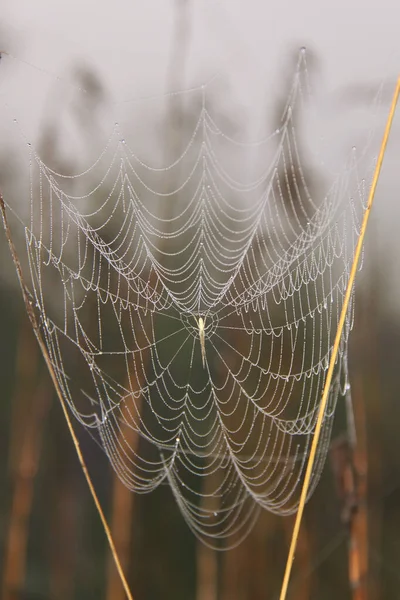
<box><xmin>4</xmin><ymin>51</ymin><xmax>379</xmax><ymax>548</ymax></box>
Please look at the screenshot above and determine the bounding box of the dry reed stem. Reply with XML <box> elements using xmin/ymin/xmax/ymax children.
<box><xmin>2</xmin><ymin>336</ymin><xmax>51</xmax><ymax>599</ymax></box>
<box><xmin>0</xmin><ymin>194</ymin><xmax>134</xmax><ymax>600</ymax></box>
<box><xmin>106</xmin><ymin>469</ymin><xmax>135</xmax><ymax>600</ymax></box>
<box><xmin>279</xmin><ymin>76</ymin><xmax>400</xmax><ymax>600</ymax></box>
<box><xmin>348</xmin><ymin>288</ymin><xmax>379</xmax><ymax>600</ymax></box>
<box><xmin>196</xmin><ymin>468</ymin><xmax>219</xmax><ymax>600</ymax></box>
<box><xmin>106</xmin><ymin>396</ymin><xmax>143</xmax><ymax>600</ymax></box>
<box><xmin>6</xmin><ymin>322</ymin><xmax>38</xmax><ymax>474</ymax></box>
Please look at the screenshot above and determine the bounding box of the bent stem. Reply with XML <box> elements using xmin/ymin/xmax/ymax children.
<box><xmin>0</xmin><ymin>194</ymin><xmax>134</xmax><ymax>600</ymax></box>
<box><xmin>279</xmin><ymin>76</ymin><xmax>400</xmax><ymax>600</ymax></box>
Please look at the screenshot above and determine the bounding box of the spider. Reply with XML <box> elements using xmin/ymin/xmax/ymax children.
<box><xmin>198</xmin><ymin>317</ymin><xmax>206</xmax><ymax>368</ymax></box>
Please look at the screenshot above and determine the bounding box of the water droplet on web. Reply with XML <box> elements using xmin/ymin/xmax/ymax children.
<box><xmin>13</xmin><ymin>52</ymin><xmax>359</xmax><ymax>545</ymax></box>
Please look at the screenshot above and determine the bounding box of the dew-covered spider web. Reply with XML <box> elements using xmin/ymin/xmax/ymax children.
<box><xmin>2</xmin><ymin>50</ymin><xmax>382</xmax><ymax>548</ymax></box>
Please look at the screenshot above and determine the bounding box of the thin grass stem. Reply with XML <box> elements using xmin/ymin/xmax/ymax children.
<box><xmin>279</xmin><ymin>76</ymin><xmax>400</xmax><ymax>600</ymax></box>
<box><xmin>0</xmin><ymin>194</ymin><xmax>134</xmax><ymax>600</ymax></box>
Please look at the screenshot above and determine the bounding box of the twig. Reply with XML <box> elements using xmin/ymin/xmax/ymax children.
<box><xmin>0</xmin><ymin>194</ymin><xmax>134</xmax><ymax>600</ymax></box>
<box><xmin>106</xmin><ymin>378</ymin><xmax>143</xmax><ymax>600</ymax></box>
<box><xmin>2</xmin><ymin>328</ymin><xmax>50</xmax><ymax>600</ymax></box>
<box><xmin>279</xmin><ymin>76</ymin><xmax>400</xmax><ymax>600</ymax></box>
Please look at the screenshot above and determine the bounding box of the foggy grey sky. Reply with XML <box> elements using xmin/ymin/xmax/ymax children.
<box><xmin>1</xmin><ymin>0</ymin><xmax>399</xmax><ymax>155</ymax></box>
<box><xmin>1</xmin><ymin>0</ymin><xmax>400</xmax><ymax>310</ymax></box>
<box><xmin>2</xmin><ymin>0</ymin><xmax>399</xmax><ymax>86</ymax></box>
<box><xmin>2</xmin><ymin>0</ymin><xmax>399</xmax><ymax>120</ymax></box>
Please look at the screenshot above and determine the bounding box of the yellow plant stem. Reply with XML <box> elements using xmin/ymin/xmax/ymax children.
<box><xmin>0</xmin><ymin>195</ymin><xmax>134</xmax><ymax>600</ymax></box>
<box><xmin>279</xmin><ymin>76</ymin><xmax>400</xmax><ymax>600</ymax></box>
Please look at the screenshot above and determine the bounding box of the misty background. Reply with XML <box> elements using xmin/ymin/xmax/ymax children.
<box><xmin>1</xmin><ymin>1</ymin><xmax>400</xmax><ymax>599</ymax></box>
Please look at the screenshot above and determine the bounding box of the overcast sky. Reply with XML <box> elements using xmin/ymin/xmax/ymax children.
<box><xmin>2</xmin><ymin>1</ymin><xmax>399</xmax><ymax>85</ymax></box>
<box><xmin>1</xmin><ymin>0</ymin><xmax>398</xmax><ymax>152</ymax></box>
<box><xmin>2</xmin><ymin>0</ymin><xmax>399</xmax><ymax>121</ymax></box>
<box><xmin>1</xmin><ymin>0</ymin><xmax>400</xmax><ymax>308</ymax></box>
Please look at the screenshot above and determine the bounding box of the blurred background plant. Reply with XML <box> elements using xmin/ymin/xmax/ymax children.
<box><xmin>1</xmin><ymin>3</ymin><xmax>400</xmax><ymax>599</ymax></box>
